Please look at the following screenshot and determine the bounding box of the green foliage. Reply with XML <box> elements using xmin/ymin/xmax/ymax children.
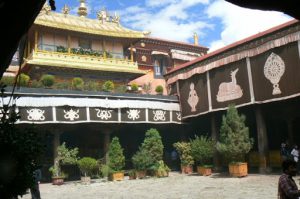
<box><xmin>128</xmin><ymin>169</ymin><xmax>136</xmax><ymax>177</ymax></box>
<box><xmin>107</xmin><ymin>137</ymin><xmax>125</xmax><ymax>172</ymax></box>
<box><xmin>132</xmin><ymin>149</ymin><xmax>154</xmax><ymax>170</ymax></box>
<box><xmin>155</xmin><ymin>85</ymin><xmax>164</xmax><ymax>94</ymax></box>
<box><xmin>173</xmin><ymin>142</ymin><xmax>194</xmax><ymax>166</ymax></box>
<box><xmin>72</xmin><ymin>77</ymin><xmax>84</xmax><ymax>91</ymax></box>
<box><xmin>151</xmin><ymin>160</ymin><xmax>170</xmax><ymax>177</ymax></box>
<box><xmin>55</xmin><ymin>82</ymin><xmax>70</xmax><ymax>90</ymax></box>
<box><xmin>77</xmin><ymin>157</ymin><xmax>98</xmax><ymax>177</ymax></box>
<box><xmin>102</xmin><ymin>80</ymin><xmax>114</xmax><ymax>92</ymax></box>
<box><xmin>84</xmin><ymin>81</ymin><xmax>99</xmax><ymax>91</ymax></box>
<box><xmin>131</xmin><ymin>83</ymin><xmax>139</xmax><ymax>92</ymax></box>
<box><xmin>115</xmin><ymin>85</ymin><xmax>127</xmax><ymax>93</ymax></box>
<box><xmin>50</xmin><ymin>142</ymin><xmax>79</xmax><ymax>177</ymax></box>
<box><xmin>57</xmin><ymin>46</ymin><xmax>68</xmax><ymax>53</ymax></box>
<box><xmin>142</xmin><ymin>82</ymin><xmax>152</xmax><ymax>94</ymax></box>
<box><xmin>30</xmin><ymin>80</ymin><xmax>43</xmax><ymax>88</ymax></box>
<box><xmin>0</xmin><ymin>76</ymin><xmax>15</xmax><ymax>86</ymax></box>
<box><xmin>99</xmin><ymin>164</ymin><xmax>110</xmax><ymax>178</ymax></box>
<box><xmin>0</xmin><ymin>86</ymin><xmax>45</xmax><ymax>198</ymax></box>
<box><xmin>40</xmin><ymin>74</ymin><xmax>55</xmax><ymax>88</ymax></box>
<box><xmin>140</xmin><ymin>128</ymin><xmax>164</xmax><ymax>163</ymax></box>
<box><xmin>216</xmin><ymin>105</ymin><xmax>254</xmax><ymax>163</ymax></box>
<box><xmin>190</xmin><ymin>135</ymin><xmax>215</xmax><ymax>166</ymax></box>
<box><xmin>18</xmin><ymin>73</ymin><xmax>30</xmax><ymax>87</ymax></box>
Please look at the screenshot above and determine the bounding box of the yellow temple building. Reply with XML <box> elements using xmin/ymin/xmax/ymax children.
<box><xmin>21</xmin><ymin>1</ymin><xmax>149</xmax><ymax>87</ymax></box>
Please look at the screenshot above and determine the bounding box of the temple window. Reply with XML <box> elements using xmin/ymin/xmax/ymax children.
<box><xmin>154</xmin><ymin>57</ymin><xmax>167</xmax><ymax>78</ymax></box>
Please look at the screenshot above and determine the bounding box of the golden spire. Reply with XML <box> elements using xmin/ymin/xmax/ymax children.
<box><xmin>194</xmin><ymin>32</ymin><xmax>199</xmax><ymax>45</ymax></box>
<box><xmin>78</xmin><ymin>0</ymin><xmax>87</xmax><ymax>17</ymax></box>
<box><xmin>62</xmin><ymin>4</ymin><xmax>70</xmax><ymax>15</ymax></box>
<box><xmin>42</xmin><ymin>2</ymin><xmax>51</xmax><ymax>15</ymax></box>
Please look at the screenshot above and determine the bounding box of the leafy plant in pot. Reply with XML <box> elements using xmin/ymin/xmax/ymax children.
<box><xmin>173</xmin><ymin>142</ymin><xmax>194</xmax><ymax>174</ymax></box>
<box><xmin>49</xmin><ymin>142</ymin><xmax>79</xmax><ymax>185</ymax></box>
<box><xmin>216</xmin><ymin>104</ymin><xmax>253</xmax><ymax>177</ymax></box>
<box><xmin>77</xmin><ymin>157</ymin><xmax>98</xmax><ymax>184</ymax></box>
<box><xmin>128</xmin><ymin>169</ymin><xmax>137</xmax><ymax>180</ymax></box>
<box><xmin>132</xmin><ymin>149</ymin><xmax>154</xmax><ymax>179</ymax></box>
<box><xmin>190</xmin><ymin>135</ymin><xmax>215</xmax><ymax>176</ymax></box>
<box><xmin>150</xmin><ymin>160</ymin><xmax>170</xmax><ymax>177</ymax></box>
<box><xmin>107</xmin><ymin>137</ymin><xmax>125</xmax><ymax>181</ymax></box>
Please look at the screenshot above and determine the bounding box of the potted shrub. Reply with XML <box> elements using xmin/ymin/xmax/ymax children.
<box><xmin>72</xmin><ymin>77</ymin><xmax>84</xmax><ymax>91</ymax></box>
<box><xmin>190</xmin><ymin>135</ymin><xmax>215</xmax><ymax>176</ymax></box>
<box><xmin>40</xmin><ymin>74</ymin><xmax>55</xmax><ymax>88</ymax></box>
<box><xmin>155</xmin><ymin>85</ymin><xmax>164</xmax><ymax>95</ymax></box>
<box><xmin>107</xmin><ymin>137</ymin><xmax>125</xmax><ymax>181</ymax></box>
<box><xmin>216</xmin><ymin>105</ymin><xmax>253</xmax><ymax>177</ymax></box>
<box><xmin>151</xmin><ymin>160</ymin><xmax>170</xmax><ymax>177</ymax></box>
<box><xmin>132</xmin><ymin>149</ymin><xmax>154</xmax><ymax>178</ymax></box>
<box><xmin>1</xmin><ymin>76</ymin><xmax>15</xmax><ymax>86</ymax></box>
<box><xmin>77</xmin><ymin>157</ymin><xmax>98</xmax><ymax>184</ymax></box>
<box><xmin>49</xmin><ymin>142</ymin><xmax>79</xmax><ymax>185</ymax></box>
<box><xmin>128</xmin><ymin>169</ymin><xmax>137</xmax><ymax>180</ymax></box>
<box><xmin>102</xmin><ymin>80</ymin><xmax>114</xmax><ymax>92</ymax></box>
<box><xmin>18</xmin><ymin>73</ymin><xmax>30</xmax><ymax>87</ymax></box>
<box><xmin>130</xmin><ymin>83</ymin><xmax>139</xmax><ymax>93</ymax></box>
<box><xmin>173</xmin><ymin>142</ymin><xmax>194</xmax><ymax>174</ymax></box>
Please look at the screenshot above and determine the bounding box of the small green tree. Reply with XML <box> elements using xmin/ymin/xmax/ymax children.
<box><xmin>72</xmin><ymin>77</ymin><xmax>84</xmax><ymax>90</ymax></box>
<box><xmin>155</xmin><ymin>85</ymin><xmax>164</xmax><ymax>94</ymax></box>
<box><xmin>190</xmin><ymin>135</ymin><xmax>214</xmax><ymax>166</ymax></box>
<box><xmin>107</xmin><ymin>137</ymin><xmax>125</xmax><ymax>172</ymax></box>
<box><xmin>18</xmin><ymin>73</ymin><xmax>30</xmax><ymax>87</ymax></box>
<box><xmin>77</xmin><ymin>157</ymin><xmax>98</xmax><ymax>177</ymax></box>
<box><xmin>140</xmin><ymin>128</ymin><xmax>164</xmax><ymax>163</ymax></box>
<box><xmin>173</xmin><ymin>142</ymin><xmax>194</xmax><ymax>166</ymax></box>
<box><xmin>0</xmin><ymin>76</ymin><xmax>15</xmax><ymax>86</ymax></box>
<box><xmin>216</xmin><ymin>105</ymin><xmax>253</xmax><ymax>163</ymax></box>
<box><xmin>131</xmin><ymin>83</ymin><xmax>139</xmax><ymax>92</ymax></box>
<box><xmin>49</xmin><ymin>142</ymin><xmax>79</xmax><ymax>178</ymax></box>
<box><xmin>102</xmin><ymin>80</ymin><xmax>114</xmax><ymax>92</ymax></box>
<box><xmin>132</xmin><ymin>149</ymin><xmax>154</xmax><ymax>171</ymax></box>
<box><xmin>40</xmin><ymin>74</ymin><xmax>55</xmax><ymax>88</ymax></box>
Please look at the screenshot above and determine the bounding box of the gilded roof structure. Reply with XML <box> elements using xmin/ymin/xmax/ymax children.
<box><xmin>34</xmin><ymin>4</ymin><xmax>148</xmax><ymax>38</ymax></box>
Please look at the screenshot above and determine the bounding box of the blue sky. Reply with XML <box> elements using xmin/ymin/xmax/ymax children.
<box><xmin>55</xmin><ymin>0</ymin><xmax>292</xmax><ymax>52</ymax></box>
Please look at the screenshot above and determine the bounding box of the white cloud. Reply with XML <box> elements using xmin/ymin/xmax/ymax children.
<box><xmin>117</xmin><ymin>0</ymin><xmax>211</xmax><ymax>43</ymax></box>
<box><xmin>206</xmin><ymin>0</ymin><xmax>292</xmax><ymax>52</ymax></box>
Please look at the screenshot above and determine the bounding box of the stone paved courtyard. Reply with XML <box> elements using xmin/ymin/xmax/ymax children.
<box><xmin>21</xmin><ymin>172</ymin><xmax>293</xmax><ymax>199</ymax></box>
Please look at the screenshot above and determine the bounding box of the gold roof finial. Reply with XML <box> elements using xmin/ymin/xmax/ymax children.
<box><xmin>97</xmin><ymin>7</ymin><xmax>109</xmax><ymax>23</ymax></box>
<box><xmin>78</xmin><ymin>0</ymin><xmax>87</xmax><ymax>17</ymax></box>
<box><xmin>62</xmin><ymin>4</ymin><xmax>70</xmax><ymax>15</ymax></box>
<box><xmin>42</xmin><ymin>2</ymin><xmax>51</xmax><ymax>15</ymax></box>
<box><xmin>194</xmin><ymin>32</ymin><xmax>199</xmax><ymax>45</ymax></box>
<box><xmin>112</xmin><ymin>12</ymin><xmax>120</xmax><ymax>25</ymax></box>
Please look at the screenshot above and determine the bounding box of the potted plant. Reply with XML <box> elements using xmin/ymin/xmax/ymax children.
<box><xmin>107</xmin><ymin>137</ymin><xmax>125</xmax><ymax>181</ymax></box>
<box><xmin>72</xmin><ymin>77</ymin><xmax>84</xmax><ymax>91</ymax></box>
<box><xmin>132</xmin><ymin>149</ymin><xmax>154</xmax><ymax>178</ymax></box>
<box><xmin>173</xmin><ymin>142</ymin><xmax>194</xmax><ymax>174</ymax></box>
<box><xmin>102</xmin><ymin>80</ymin><xmax>114</xmax><ymax>92</ymax></box>
<box><xmin>128</xmin><ymin>169</ymin><xmax>137</xmax><ymax>180</ymax></box>
<box><xmin>18</xmin><ymin>73</ymin><xmax>30</xmax><ymax>87</ymax></box>
<box><xmin>190</xmin><ymin>135</ymin><xmax>215</xmax><ymax>176</ymax></box>
<box><xmin>40</xmin><ymin>74</ymin><xmax>55</xmax><ymax>88</ymax></box>
<box><xmin>77</xmin><ymin>157</ymin><xmax>98</xmax><ymax>184</ymax></box>
<box><xmin>216</xmin><ymin>105</ymin><xmax>253</xmax><ymax>177</ymax></box>
<box><xmin>155</xmin><ymin>85</ymin><xmax>164</xmax><ymax>95</ymax></box>
<box><xmin>151</xmin><ymin>160</ymin><xmax>170</xmax><ymax>177</ymax></box>
<box><xmin>49</xmin><ymin>142</ymin><xmax>79</xmax><ymax>185</ymax></box>
<box><xmin>130</xmin><ymin>83</ymin><xmax>139</xmax><ymax>93</ymax></box>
